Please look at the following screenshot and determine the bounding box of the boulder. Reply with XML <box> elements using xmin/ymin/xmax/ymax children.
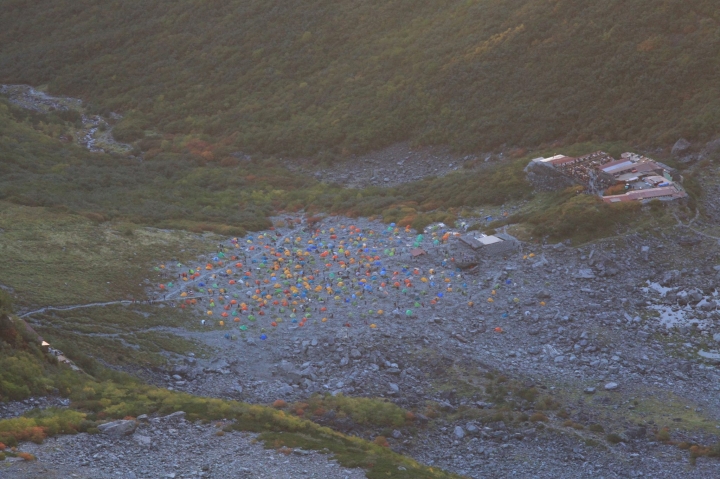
<box><xmin>278</xmin><ymin>361</ymin><xmax>303</xmax><ymax>383</ymax></box>
<box><xmin>536</xmin><ymin>289</ymin><xmax>552</xmax><ymax>299</ymax></box>
<box><xmin>161</xmin><ymin>411</ymin><xmax>186</xmax><ymax>421</ymax></box>
<box><xmin>696</xmin><ymin>299</ymin><xmax>716</xmax><ymax>312</ymax></box>
<box><xmin>700</xmin><ymin>138</ymin><xmax>720</xmax><ymax>160</ymax></box>
<box><xmin>133</xmin><ymin>434</ymin><xmax>152</xmax><ymax>446</ymax></box>
<box><xmin>672</xmin><ymin>138</ymin><xmax>692</xmax><ymax>156</ymax></box>
<box><xmin>688</xmin><ymin>290</ymin><xmax>704</xmax><ymax>304</ymax></box>
<box><xmin>574</xmin><ymin>269</ymin><xmax>596</xmax><ymax>280</ymax></box>
<box><xmin>277</xmin><ymin>384</ymin><xmax>295</xmax><ymax>396</ymax></box>
<box><xmin>98</xmin><ymin>420</ymin><xmax>137</xmax><ymax>437</ymax></box>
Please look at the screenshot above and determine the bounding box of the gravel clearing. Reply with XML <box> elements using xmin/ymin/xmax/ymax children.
<box><xmin>1</xmin><ymin>412</ymin><xmax>367</xmax><ymax>479</ymax></box>
<box><xmin>10</xmin><ymin>211</ymin><xmax>720</xmax><ymax>478</ymax></box>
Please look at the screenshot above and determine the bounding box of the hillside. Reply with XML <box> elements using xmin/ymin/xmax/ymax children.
<box><xmin>1</xmin><ymin>0</ymin><xmax>719</xmax><ymax>157</ymax></box>
<box><xmin>2</xmin><ymin>90</ymin><xmax>684</xmax><ymax>246</ymax></box>
<box><xmin>5</xmin><ymin>3</ymin><xmax>720</xmax><ymax>476</ymax></box>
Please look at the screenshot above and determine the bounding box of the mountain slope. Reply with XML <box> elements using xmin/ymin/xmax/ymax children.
<box><xmin>1</xmin><ymin>0</ymin><xmax>719</xmax><ymax>156</ymax></box>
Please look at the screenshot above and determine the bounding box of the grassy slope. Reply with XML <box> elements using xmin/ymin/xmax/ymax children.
<box><xmin>1</xmin><ymin>0</ymin><xmax>719</xmax><ymax>156</ymax></box>
<box><xmin>3</xmin><ymin>96</ymin><xmax>676</xmax><ymax>245</ymax></box>
<box><xmin>0</xmin><ymin>305</ymin><xmax>462</xmax><ymax>478</ymax></box>
<box><xmin>0</xmin><ymin>201</ymin><xmax>213</xmax><ymax>308</ymax></box>
<box><xmin>0</xmin><ymin>200</ymin><xmax>226</xmax><ymax>373</ymax></box>
<box><xmin>0</xmin><ymin>99</ymin><xmax>280</xmax><ymax>234</ymax></box>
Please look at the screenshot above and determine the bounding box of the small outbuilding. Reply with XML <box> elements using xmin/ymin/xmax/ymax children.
<box><xmin>459</xmin><ymin>233</ymin><xmax>519</xmax><ymax>256</ymax></box>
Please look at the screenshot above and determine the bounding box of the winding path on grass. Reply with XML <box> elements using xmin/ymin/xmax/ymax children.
<box><xmin>674</xmin><ymin>210</ymin><xmax>720</xmax><ymax>241</ymax></box>
<box><xmin>19</xmin><ymin>299</ymin><xmax>177</xmax><ymax>318</ymax></box>
<box><xmin>18</xmin><ymin>228</ymin><xmax>299</xmax><ymax>319</ymax></box>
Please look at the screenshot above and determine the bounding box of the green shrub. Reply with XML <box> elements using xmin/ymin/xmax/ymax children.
<box><xmin>535</xmin><ymin>396</ymin><xmax>560</xmax><ymax>411</ymax></box>
<box><xmin>656</xmin><ymin>427</ymin><xmax>671</xmax><ymax>442</ymax></box>
<box><xmin>588</xmin><ymin>423</ymin><xmax>604</xmax><ymax>433</ymax></box>
<box><xmin>289</xmin><ymin>394</ymin><xmax>409</xmax><ymax>428</ymax></box>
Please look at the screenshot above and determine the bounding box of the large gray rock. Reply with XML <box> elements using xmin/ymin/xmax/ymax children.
<box><xmin>300</xmin><ymin>366</ymin><xmax>317</xmax><ymax>380</ymax></box>
<box><xmin>277</xmin><ymin>384</ymin><xmax>295</xmax><ymax>396</ymax></box>
<box><xmin>574</xmin><ymin>269</ymin><xmax>596</xmax><ymax>280</ymax></box>
<box><xmin>696</xmin><ymin>299</ymin><xmax>716</xmax><ymax>312</ymax></box>
<box><xmin>672</xmin><ymin>138</ymin><xmax>692</xmax><ymax>156</ymax></box>
<box><xmin>537</xmin><ymin>289</ymin><xmax>552</xmax><ymax>299</ymax></box>
<box><xmin>162</xmin><ymin>411</ymin><xmax>186</xmax><ymax>421</ymax></box>
<box><xmin>133</xmin><ymin>434</ymin><xmax>152</xmax><ymax>446</ymax></box>
<box><xmin>278</xmin><ymin>361</ymin><xmax>303</xmax><ymax>383</ymax></box>
<box><xmin>454</xmin><ymin>426</ymin><xmax>466</xmax><ymax>439</ymax></box>
<box><xmin>700</xmin><ymin>138</ymin><xmax>720</xmax><ymax>160</ymax></box>
<box><xmin>688</xmin><ymin>290</ymin><xmax>704</xmax><ymax>304</ymax></box>
<box><xmin>660</xmin><ymin>270</ymin><xmax>681</xmax><ymax>286</ymax></box>
<box><xmin>98</xmin><ymin>420</ymin><xmax>137</xmax><ymax>437</ymax></box>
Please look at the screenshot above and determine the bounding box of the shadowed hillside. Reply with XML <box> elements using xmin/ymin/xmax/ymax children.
<box><xmin>1</xmin><ymin>0</ymin><xmax>719</xmax><ymax>156</ymax></box>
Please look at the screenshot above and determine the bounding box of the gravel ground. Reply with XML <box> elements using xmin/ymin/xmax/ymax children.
<box><xmin>10</xmin><ymin>213</ymin><xmax>720</xmax><ymax>478</ymax></box>
<box><xmin>282</xmin><ymin>142</ymin><xmax>489</xmax><ymax>188</ymax></box>
<box><xmin>0</xmin><ymin>412</ymin><xmax>367</xmax><ymax>479</ymax></box>
<box><xmin>0</xmin><ymin>396</ymin><xmax>70</xmax><ymax>420</ymax></box>
<box><xmin>136</xmin><ymin>213</ymin><xmax>720</xmax><ymax>478</ymax></box>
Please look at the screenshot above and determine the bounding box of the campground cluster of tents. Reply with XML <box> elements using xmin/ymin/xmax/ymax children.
<box><xmin>155</xmin><ymin>218</ymin><xmax>539</xmax><ymax>340</ymax></box>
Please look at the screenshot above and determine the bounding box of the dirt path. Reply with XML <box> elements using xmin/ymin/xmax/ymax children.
<box><xmin>19</xmin><ymin>297</ymin><xmax>204</xmax><ymax>318</ymax></box>
<box><xmin>674</xmin><ymin>210</ymin><xmax>720</xmax><ymax>240</ymax></box>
